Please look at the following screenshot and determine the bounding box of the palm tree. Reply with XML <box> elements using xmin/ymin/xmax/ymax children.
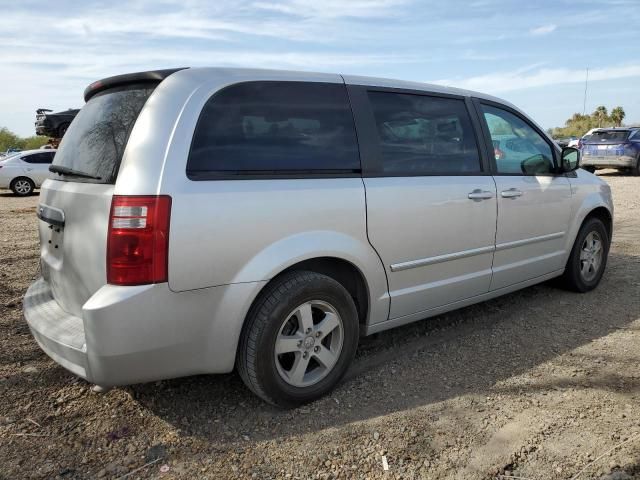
<box><xmin>593</xmin><ymin>106</ymin><xmax>608</xmax><ymax>127</ymax></box>
<box><xmin>611</xmin><ymin>106</ymin><xmax>626</xmax><ymax>127</ymax></box>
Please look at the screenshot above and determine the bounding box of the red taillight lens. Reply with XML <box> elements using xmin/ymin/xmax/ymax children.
<box><xmin>107</xmin><ymin>195</ymin><xmax>171</xmax><ymax>286</ymax></box>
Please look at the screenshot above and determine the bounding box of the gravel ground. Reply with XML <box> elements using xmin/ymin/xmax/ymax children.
<box><xmin>1</xmin><ymin>171</ymin><xmax>639</xmax><ymax>480</ymax></box>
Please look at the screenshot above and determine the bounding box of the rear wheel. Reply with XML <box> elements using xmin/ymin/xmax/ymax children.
<box><xmin>558</xmin><ymin>217</ymin><xmax>609</xmax><ymax>292</ymax></box>
<box><xmin>10</xmin><ymin>177</ymin><xmax>35</xmax><ymax>196</ymax></box>
<box><xmin>237</xmin><ymin>271</ymin><xmax>359</xmax><ymax>407</ymax></box>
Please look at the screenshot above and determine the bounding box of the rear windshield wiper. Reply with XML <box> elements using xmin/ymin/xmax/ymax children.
<box><xmin>49</xmin><ymin>165</ymin><xmax>102</xmax><ymax>180</ymax></box>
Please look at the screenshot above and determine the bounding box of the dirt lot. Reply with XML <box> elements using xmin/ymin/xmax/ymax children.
<box><xmin>1</xmin><ymin>172</ymin><xmax>639</xmax><ymax>480</ymax></box>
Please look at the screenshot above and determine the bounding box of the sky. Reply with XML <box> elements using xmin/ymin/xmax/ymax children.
<box><xmin>1</xmin><ymin>0</ymin><xmax>639</xmax><ymax>137</ymax></box>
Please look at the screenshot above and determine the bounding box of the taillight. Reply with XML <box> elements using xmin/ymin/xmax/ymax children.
<box><xmin>107</xmin><ymin>195</ymin><xmax>171</xmax><ymax>286</ymax></box>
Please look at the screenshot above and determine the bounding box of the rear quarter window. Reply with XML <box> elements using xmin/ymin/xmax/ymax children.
<box><xmin>187</xmin><ymin>81</ymin><xmax>360</xmax><ymax>178</ymax></box>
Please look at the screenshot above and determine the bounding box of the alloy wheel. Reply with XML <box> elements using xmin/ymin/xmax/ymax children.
<box><xmin>274</xmin><ymin>300</ymin><xmax>344</xmax><ymax>388</ymax></box>
<box><xmin>579</xmin><ymin>231</ymin><xmax>603</xmax><ymax>282</ymax></box>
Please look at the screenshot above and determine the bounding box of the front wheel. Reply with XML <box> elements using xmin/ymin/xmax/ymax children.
<box><xmin>631</xmin><ymin>157</ymin><xmax>640</xmax><ymax>176</ymax></box>
<box><xmin>558</xmin><ymin>217</ymin><xmax>609</xmax><ymax>292</ymax></box>
<box><xmin>237</xmin><ymin>271</ymin><xmax>359</xmax><ymax>407</ymax></box>
<box><xmin>10</xmin><ymin>177</ymin><xmax>35</xmax><ymax>196</ymax></box>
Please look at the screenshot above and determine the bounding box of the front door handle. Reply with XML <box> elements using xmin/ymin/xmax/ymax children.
<box><xmin>468</xmin><ymin>189</ymin><xmax>494</xmax><ymax>201</ymax></box>
<box><xmin>501</xmin><ymin>188</ymin><xmax>523</xmax><ymax>199</ymax></box>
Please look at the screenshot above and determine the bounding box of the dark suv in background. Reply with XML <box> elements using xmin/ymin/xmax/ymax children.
<box><xmin>35</xmin><ymin>108</ymin><xmax>79</xmax><ymax>138</ymax></box>
<box><xmin>581</xmin><ymin>127</ymin><xmax>640</xmax><ymax>175</ymax></box>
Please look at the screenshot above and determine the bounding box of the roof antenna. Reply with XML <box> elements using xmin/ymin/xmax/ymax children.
<box><xmin>582</xmin><ymin>67</ymin><xmax>589</xmax><ymax>115</ymax></box>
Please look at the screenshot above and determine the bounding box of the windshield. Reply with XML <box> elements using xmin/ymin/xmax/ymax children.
<box><xmin>0</xmin><ymin>152</ymin><xmax>21</xmax><ymax>162</ymax></box>
<box><xmin>51</xmin><ymin>84</ymin><xmax>156</xmax><ymax>183</ymax></box>
<box><xmin>583</xmin><ymin>130</ymin><xmax>630</xmax><ymax>143</ymax></box>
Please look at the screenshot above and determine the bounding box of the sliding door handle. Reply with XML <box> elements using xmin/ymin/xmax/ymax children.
<box><xmin>501</xmin><ymin>188</ymin><xmax>523</xmax><ymax>199</ymax></box>
<box><xmin>468</xmin><ymin>189</ymin><xmax>494</xmax><ymax>201</ymax></box>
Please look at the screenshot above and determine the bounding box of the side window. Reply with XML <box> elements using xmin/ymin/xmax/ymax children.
<box><xmin>367</xmin><ymin>91</ymin><xmax>481</xmax><ymax>175</ymax></box>
<box><xmin>37</xmin><ymin>152</ymin><xmax>55</xmax><ymax>163</ymax></box>
<box><xmin>187</xmin><ymin>81</ymin><xmax>360</xmax><ymax>177</ymax></box>
<box><xmin>23</xmin><ymin>152</ymin><xmax>54</xmax><ymax>164</ymax></box>
<box><xmin>632</xmin><ymin>130</ymin><xmax>640</xmax><ymax>140</ymax></box>
<box><xmin>481</xmin><ymin>104</ymin><xmax>554</xmax><ymax>175</ymax></box>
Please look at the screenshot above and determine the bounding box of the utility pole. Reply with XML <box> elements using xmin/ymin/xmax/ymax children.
<box><xmin>582</xmin><ymin>67</ymin><xmax>589</xmax><ymax>115</ymax></box>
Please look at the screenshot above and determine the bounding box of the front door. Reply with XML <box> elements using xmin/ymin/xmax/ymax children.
<box><xmin>477</xmin><ymin>102</ymin><xmax>572</xmax><ymax>291</ymax></box>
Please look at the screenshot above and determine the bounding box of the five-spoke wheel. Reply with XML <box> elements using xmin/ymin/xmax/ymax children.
<box><xmin>237</xmin><ymin>271</ymin><xmax>359</xmax><ymax>407</ymax></box>
<box><xmin>274</xmin><ymin>300</ymin><xmax>344</xmax><ymax>388</ymax></box>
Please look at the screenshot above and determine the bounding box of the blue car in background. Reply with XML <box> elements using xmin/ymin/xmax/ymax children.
<box><xmin>581</xmin><ymin>127</ymin><xmax>640</xmax><ymax>175</ymax></box>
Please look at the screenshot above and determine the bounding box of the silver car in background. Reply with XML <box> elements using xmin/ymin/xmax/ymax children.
<box><xmin>0</xmin><ymin>149</ymin><xmax>56</xmax><ymax>195</ymax></box>
<box><xmin>24</xmin><ymin>68</ymin><xmax>613</xmax><ymax>406</ymax></box>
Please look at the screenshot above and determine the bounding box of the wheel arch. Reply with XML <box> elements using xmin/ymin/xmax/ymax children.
<box><xmin>583</xmin><ymin>206</ymin><xmax>613</xmax><ymax>241</ymax></box>
<box><xmin>279</xmin><ymin>257</ymin><xmax>370</xmax><ymax>326</ymax></box>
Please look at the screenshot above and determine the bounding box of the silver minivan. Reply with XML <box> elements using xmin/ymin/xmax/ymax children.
<box><xmin>24</xmin><ymin>68</ymin><xmax>613</xmax><ymax>406</ymax></box>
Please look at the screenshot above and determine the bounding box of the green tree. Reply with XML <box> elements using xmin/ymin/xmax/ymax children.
<box><xmin>0</xmin><ymin>127</ymin><xmax>48</xmax><ymax>152</ymax></box>
<box><xmin>610</xmin><ymin>106</ymin><xmax>625</xmax><ymax>127</ymax></box>
<box><xmin>593</xmin><ymin>106</ymin><xmax>608</xmax><ymax>128</ymax></box>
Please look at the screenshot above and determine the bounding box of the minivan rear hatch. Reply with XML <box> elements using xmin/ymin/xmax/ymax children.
<box><xmin>38</xmin><ymin>69</ymin><xmax>182</xmax><ymax>318</ymax></box>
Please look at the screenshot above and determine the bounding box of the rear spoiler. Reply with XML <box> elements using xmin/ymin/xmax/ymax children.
<box><xmin>83</xmin><ymin>68</ymin><xmax>188</xmax><ymax>102</ymax></box>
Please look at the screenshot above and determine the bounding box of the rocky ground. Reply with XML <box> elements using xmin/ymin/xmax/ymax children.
<box><xmin>1</xmin><ymin>171</ymin><xmax>639</xmax><ymax>480</ymax></box>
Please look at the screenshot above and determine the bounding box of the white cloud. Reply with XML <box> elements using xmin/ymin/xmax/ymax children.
<box><xmin>252</xmin><ymin>0</ymin><xmax>409</xmax><ymax>18</ymax></box>
<box><xmin>431</xmin><ymin>63</ymin><xmax>640</xmax><ymax>94</ymax></box>
<box><xmin>529</xmin><ymin>23</ymin><xmax>557</xmax><ymax>36</ymax></box>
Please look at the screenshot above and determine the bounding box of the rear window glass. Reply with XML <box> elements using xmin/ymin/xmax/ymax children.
<box><xmin>52</xmin><ymin>84</ymin><xmax>156</xmax><ymax>183</ymax></box>
<box><xmin>584</xmin><ymin>130</ymin><xmax>630</xmax><ymax>143</ymax></box>
<box><xmin>187</xmin><ymin>81</ymin><xmax>360</xmax><ymax>178</ymax></box>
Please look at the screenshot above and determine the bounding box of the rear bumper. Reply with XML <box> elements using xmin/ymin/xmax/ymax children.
<box><xmin>24</xmin><ymin>278</ymin><xmax>88</xmax><ymax>377</ymax></box>
<box><xmin>581</xmin><ymin>155</ymin><xmax>636</xmax><ymax>168</ymax></box>
<box><xmin>24</xmin><ymin>277</ymin><xmax>265</xmax><ymax>386</ymax></box>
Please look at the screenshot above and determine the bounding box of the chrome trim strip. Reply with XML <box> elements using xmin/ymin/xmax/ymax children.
<box><xmin>495</xmin><ymin>231</ymin><xmax>564</xmax><ymax>252</ymax></box>
<box><xmin>390</xmin><ymin>245</ymin><xmax>495</xmax><ymax>272</ymax></box>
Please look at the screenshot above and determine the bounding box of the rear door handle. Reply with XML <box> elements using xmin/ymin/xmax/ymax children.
<box><xmin>468</xmin><ymin>189</ymin><xmax>494</xmax><ymax>201</ymax></box>
<box><xmin>501</xmin><ymin>188</ymin><xmax>523</xmax><ymax>199</ymax></box>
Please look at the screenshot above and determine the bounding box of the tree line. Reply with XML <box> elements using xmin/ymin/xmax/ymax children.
<box><xmin>0</xmin><ymin>127</ymin><xmax>49</xmax><ymax>153</ymax></box>
<box><xmin>549</xmin><ymin>106</ymin><xmax>626</xmax><ymax>138</ymax></box>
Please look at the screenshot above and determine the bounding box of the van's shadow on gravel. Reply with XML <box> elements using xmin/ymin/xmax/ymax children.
<box><xmin>129</xmin><ymin>251</ymin><xmax>640</xmax><ymax>443</ymax></box>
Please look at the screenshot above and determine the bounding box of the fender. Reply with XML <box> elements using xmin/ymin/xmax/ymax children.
<box><xmin>231</xmin><ymin>230</ymin><xmax>390</xmax><ymax>327</ymax></box>
<box><xmin>563</xmin><ymin>171</ymin><xmax>614</xmax><ymax>261</ymax></box>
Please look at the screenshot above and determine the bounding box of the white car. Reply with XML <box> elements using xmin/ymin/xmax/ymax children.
<box><xmin>0</xmin><ymin>149</ymin><xmax>56</xmax><ymax>196</ymax></box>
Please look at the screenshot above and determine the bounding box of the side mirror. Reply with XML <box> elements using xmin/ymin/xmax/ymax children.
<box><xmin>560</xmin><ymin>147</ymin><xmax>580</xmax><ymax>172</ymax></box>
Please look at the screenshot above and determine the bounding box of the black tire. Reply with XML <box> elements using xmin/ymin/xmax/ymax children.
<box><xmin>557</xmin><ymin>217</ymin><xmax>609</xmax><ymax>292</ymax></box>
<box><xmin>631</xmin><ymin>156</ymin><xmax>640</xmax><ymax>176</ymax></box>
<box><xmin>57</xmin><ymin>122</ymin><xmax>70</xmax><ymax>138</ymax></box>
<box><xmin>237</xmin><ymin>271</ymin><xmax>359</xmax><ymax>407</ymax></box>
<box><xmin>10</xmin><ymin>177</ymin><xmax>35</xmax><ymax>196</ymax></box>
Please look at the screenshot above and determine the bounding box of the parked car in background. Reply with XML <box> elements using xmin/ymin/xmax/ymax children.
<box><xmin>35</xmin><ymin>108</ymin><xmax>79</xmax><ymax>138</ymax></box>
<box><xmin>581</xmin><ymin>127</ymin><xmax>640</xmax><ymax>175</ymax></box>
<box><xmin>569</xmin><ymin>128</ymin><xmax>601</xmax><ymax>150</ymax></box>
<box><xmin>24</xmin><ymin>68</ymin><xmax>613</xmax><ymax>407</ymax></box>
<box><xmin>0</xmin><ymin>149</ymin><xmax>56</xmax><ymax>195</ymax></box>
<box><xmin>556</xmin><ymin>137</ymin><xmax>576</xmax><ymax>148</ymax></box>
<box><xmin>1</xmin><ymin>148</ymin><xmax>23</xmax><ymax>158</ymax></box>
